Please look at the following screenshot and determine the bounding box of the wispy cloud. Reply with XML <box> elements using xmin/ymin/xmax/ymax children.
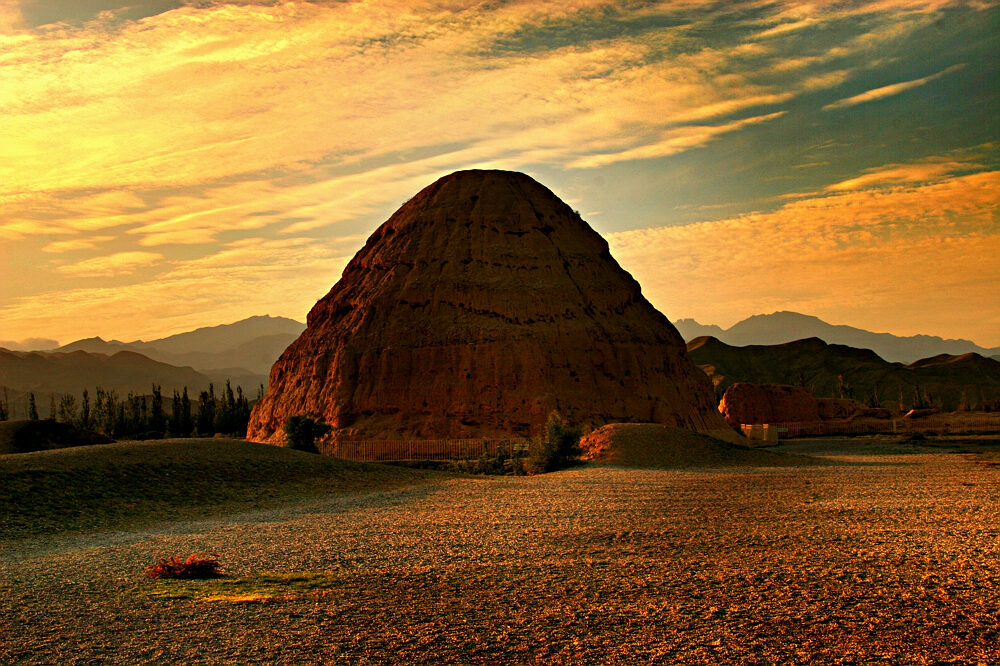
<box><xmin>56</xmin><ymin>251</ymin><xmax>163</xmax><ymax>277</ymax></box>
<box><xmin>42</xmin><ymin>236</ymin><xmax>115</xmax><ymax>253</ymax></box>
<box><xmin>822</xmin><ymin>63</ymin><xmax>967</xmax><ymax>111</ymax></box>
<box><xmin>0</xmin><ymin>1</ymin><xmax>856</xmax><ymax>202</ymax></box>
<box><xmin>826</xmin><ymin>159</ymin><xmax>979</xmax><ymax>190</ymax></box>
<box><xmin>2</xmin><ymin>238</ymin><xmax>349</xmax><ymax>342</ymax></box>
<box><xmin>0</xmin><ymin>0</ymin><xmax>24</xmax><ymax>32</ymax></box>
<box><xmin>1</xmin><ymin>0</ymin><xmax>996</xmax><ymax>344</ymax></box>
<box><xmin>570</xmin><ymin>112</ymin><xmax>787</xmax><ymax>169</ymax></box>
<box><xmin>608</xmin><ymin>164</ymin><xmax>1000</xmax><ymax>345</ymax></box>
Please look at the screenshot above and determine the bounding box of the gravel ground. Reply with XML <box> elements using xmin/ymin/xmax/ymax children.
<box><xmin>2</xmin><ymin>441</ymin><xmax>998</xmax><ymax>664</ymax></box>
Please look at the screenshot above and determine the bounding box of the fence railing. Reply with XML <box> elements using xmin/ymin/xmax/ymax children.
<box><xmin>743</xmin><ymin>416</ymin><xmax>1000</xmax><ymax>440</ymax></box>
<box><xmin>318</xmin><ymin>438</ymin><xmax>529</xmax><ymax>462</ymax></box>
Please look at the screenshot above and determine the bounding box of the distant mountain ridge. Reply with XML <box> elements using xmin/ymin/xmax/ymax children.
<box><xmin>0</xmin><ymin>348</ymin><xmax>223</xmax><ymax>419</ymax></box>
<box><xmin>686</xmin><ymin>335</ymin><xmax>1000</xmax><ymax>412</ymax></box>
<box><xmin>55</xmin><ymin>315</ymin><xmax>304</xmax><ymax>376</ymax></box>
<box><xmin>675</xmin><ymin>311</ymin><xmax>1000</xmax><ymax>364</ymax></box>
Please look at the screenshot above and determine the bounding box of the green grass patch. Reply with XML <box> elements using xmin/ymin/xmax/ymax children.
<box><xmin>144</xmin><ymin>571</ymin><xmax>341</xmax><ymax>603</ymax></box>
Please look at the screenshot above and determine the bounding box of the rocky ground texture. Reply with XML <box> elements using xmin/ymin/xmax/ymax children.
<box><xmin>2</xmin><ymin>439</ymin><xmax>998</xmax><ymax>664</ymax></box>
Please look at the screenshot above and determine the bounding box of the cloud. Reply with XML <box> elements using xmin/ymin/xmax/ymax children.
<box><xmin>42</xmin><ymin>236</ymin><xmax>115</xmax><ymax>253</ymax></box>
<box><xmin>2</xmin><ymin>0</ymin><xmax>995</xmax><ymax>346</ymax></box>
<box><xmin>822</xmin><ymin>63</ymin><xmax>967</xmax><ymax>111</ymax></box>
<box><xmin>0</xmin><ymin>1</ymin><xmax>850</xmax><ymax>201</ymax></box>
<box><xmin>0</xmin><ymin>1</ymin><xmax>24</xmax><ymax>32</ymax></box>
<box><xmin>56</xmin><ymin>251</ymin><xmax>163</xmax><ymax>277</ymax></box>
<box><xmin>569</xmin><ymin>111</ymin><xmax>787</xmax><ymax>169</ymax></box>
<box><xmin>0</xmin><ymin>337</ymin><xmax>59</xmax><ymax>351</ymax></box>
<box><xmin>826</xmin><ymin>159</ymin><xmax>979</xmax><ymax>190</ymax></box>
<box><xmin>0</xmin><ymin>238</ymin><xmax>349</xmax><ymax>342</ymax></box>
<box><xmin>1</xmin><ymin>0</ymin><xmax>956</xmax><ymax>251</ymax></box>
<box><xmin>607</xmin><ymin>165</ymin><xmax>1000</xmax><ymax>346</ymax></box>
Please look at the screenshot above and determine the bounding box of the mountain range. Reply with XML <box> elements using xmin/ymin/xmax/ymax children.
<box><xmin>4</xmin><ymin>310</ymin><xmax>997</xmax><ymax>420</ymax></box>
<box><xmin>0</xmin><ymin>316</ymin><xmax>304</xmax><ymax>419</ymax></box>
<box><xmin>674</xmin><ymin>311</ymin><xmax>1000</xmax><ymax>364</ymax></box>
<box><xmin>54</xmin><ymin>315</ymin><xmax>304</xmax><ymax>376</ymax></box>
<box><xmin>687</xmin><ymin>336</ymin><xmax>1000</xmax><ymax>412</ymax></box>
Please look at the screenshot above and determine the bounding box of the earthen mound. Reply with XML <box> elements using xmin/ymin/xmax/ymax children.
<box><xmin>719</xmin><ymin>383</ymin><xmax>819</xmax><ymax>427</ymax></box>
<box><xmin>720</xmin><ymin>383</ymin><xmax>881</xmax><ymax>427</ymax></box>
<box><xmin>248</xmin><ymin>170</ymin><xmax>730</xmax><ymax>443</ymax></box>
<box><xmin>579</xmin><ymin>423</ymin><xmax>814</xmax><ymax>468</ymax></box>
<box><xmin>816</xmin><ymin>397</ymin><xmax>872</xmax><ymax>420</ymax></box>
<box><xmin>0</xmin><ymin>419</ymin><xmax>113</xmax><ymax>455</ymax></box>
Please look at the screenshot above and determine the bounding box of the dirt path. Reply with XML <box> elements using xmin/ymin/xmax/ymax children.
<box><xmin>2</xmin><ymin>444</ymin><xmax>998</xmax><ymax>664</ymax></box>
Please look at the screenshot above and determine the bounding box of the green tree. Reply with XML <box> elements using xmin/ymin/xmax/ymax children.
<box><xmin>58</xmin><ymin>394</ymin><xmax>77</xmax><ymax>423</ymax></box>
<box><xmin>95</xmin><ymin>387</ymin><xmax>120</xmax><ymax>437</ymax></box>
<box><xmin>0</xmin><ymin>387</ymin><xmax>9</xmax><ymax>421</ymax></box>
<box><xmin>284</xmin><ymin>415</ymin><xmax>331</xmax><ymax>454</ymax></box>
<box><xmin>233</xmin><ymin>385</ymin><xmax>251</xmax><ymax>437</ymax></box>
<box><xmin>528</xmin><ymin>411</ymin><xmax>581</xmax><ymax>473</ymax></box>
<box><xmin>149</xmin><ymin>384</ymin><xmax>165</xmax><ymax>434</ymax></box>
<box><xmin>170</xmin><ymin>389</ymin><xmax>182</xmax><ymax>435</ymax></box>
<box><xmin>27</xmin><ymin>393</ymin><xmax>39</xmax><ymax>420</ymax></box>
<box><xmin>214</xmin><ymin>380</ymin><xmax>236</xmax><ymax>435</ymax></box>
<box><xmin>78</xmin><ymin>389</ymin><xmax>90</xmax><ymax>430</ymax></box>
<box><xmin>180</xmin><ymin>387</ymin><xmax>193</xmax><ymax>436</ymax></box>
<box><xmin>196</xmin><ymin>385</ymin><xmax>215</xmax><ymax>435</ymax></box>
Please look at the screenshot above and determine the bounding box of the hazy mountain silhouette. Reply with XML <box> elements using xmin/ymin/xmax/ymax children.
<box><xmin>675</xmin><ymin>311</ymin><xmax>1000</xmax><ymax>364</ymax></box>
<box><xmin>0</xmin><ymin>348</ymin><xmax>208</xmax><ymax>407</ymax></box>
<box><xmin>55</xmin><ymin>315</ymin><xmax>304</xmax><ymax>375</ymax></box>
<box><xmin>687</xmin><ymin>336</ymin><xmax>1000</xmax><ymax>412</ymax></box>
<box><xmin>0</xmin><ymin>337</ymin><xmax>60</xmax><ymax>352</ymax></box>
<box><xmin>0</xmin><ymin>347</ymin><xmax>268</xmax><ymax>420</ymax></box>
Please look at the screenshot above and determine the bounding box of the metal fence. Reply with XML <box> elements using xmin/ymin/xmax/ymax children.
<box><xmin>318</xmin><ymin>438</ymin><xmax>530</xmax><ymax>462</ymax></box>
<box><xmin>744</xmin><ymin>416</ymin><xmax>1000</xmax><ymax>440</ymax></box>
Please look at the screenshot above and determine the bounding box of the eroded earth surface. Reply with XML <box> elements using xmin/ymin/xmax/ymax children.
<box><xmin>2</xmin><ymin>440</ymin><xmax>998</xmax><ymax>664</ymax></box>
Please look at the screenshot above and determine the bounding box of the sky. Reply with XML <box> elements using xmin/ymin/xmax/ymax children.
<box><xmin>1</xmin><ymin>0</ymin><xmax>998</xmax><ymax>349</ymax></box>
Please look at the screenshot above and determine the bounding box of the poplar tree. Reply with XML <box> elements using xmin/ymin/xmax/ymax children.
<box><xmin>180</xmin><ymin>387</ymin><xmax>193</xmax><ymax>436</ymax></box>
<box><xmin>149</xmin><ymin>385</ymin><xmax>164</xmax><ymax>433</ymax></box>
<box><xmin>196</xmin><ymin>385</ymin><xmax>215</xmax><ymax>435</ymax></box>
<box><xmin>58</xmin><ymin>394</ymin><xmax>77</xmax><ymax>423</ymax></box>
<box><xmin>79</xmin><ymin>389</ymin><xmax>90</xmax><ymax>430</ymax></box>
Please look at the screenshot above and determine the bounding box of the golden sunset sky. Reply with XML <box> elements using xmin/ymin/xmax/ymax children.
<box><xmin>1</xmin><ymin>0</ymin><xmax>998</xmax><ymax>348</ymax></box>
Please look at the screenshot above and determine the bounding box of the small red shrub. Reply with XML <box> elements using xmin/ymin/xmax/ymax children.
<box><xmin>145</xmin><ymin>553</ymin><xmax>222</xmax><ymax>579</ymax></box>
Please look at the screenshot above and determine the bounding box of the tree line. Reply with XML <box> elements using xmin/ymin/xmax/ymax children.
<box><xmin>0</xmin><ymin>381</ymin><xmax>261</xmax><ymax>440</ymax></box>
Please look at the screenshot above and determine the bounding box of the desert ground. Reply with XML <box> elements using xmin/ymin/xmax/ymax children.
<box><xmin>1</xmin><ymin>437</ymin><xmax>998</xmax><ymax>664</ymax></box>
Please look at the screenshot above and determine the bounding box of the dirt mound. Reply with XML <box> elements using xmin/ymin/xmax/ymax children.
<box><xmin>579</xmin><ymin>423</ymin><xmax>814</xmax><ymax>468</ymax></box>
<box><xmin>719</xmin><ymin>383</ymin><xmax>820</xmax><ymax>427</ymax></box>
<box><xmin>816</xmin><ymin>397</ymin><xmax>871</xmax><ymax>420</ymax></box>
<box><xmin>719</xmin><ymin>383</ymin><xmax>880</xmax><ymax>427</ymax></box>
<box><xmin>0</xmin><ymin>419</ymin><xmax>113</xmax><ymax>455</ymax></box>
<box><xmin>0</xmin><ymin>438</ymin><xmax>439</xmax><ymax>538</ymax></box>
<box><xmin>248</xmin><ymin>170</ymin><xmax>729</xmax><ymax>443</ymax></box>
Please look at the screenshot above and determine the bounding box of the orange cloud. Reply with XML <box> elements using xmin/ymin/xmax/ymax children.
<box><xmin>0</xmin><ymin>1</ymin><xmax>821</xmax><ymax>202</ymax></box>
<box><xmin>570</xmin><ymin>111</ymin><xmax>787</xmax><ymax>169</ymax></box>
<box><xmin>56</xmin><ymin>251</ymin><xmax>163</xmax><ymax>277</ymax></box>
<box><xmin>822</xmin><ymin>64</ymin><xmax>967</xmax><ymax>111</ymax></box>
<box><xmin>2</xmin><ymin>0</ymin><xmax>994</xmax><ymax>346</ymax></box>
<box><xmin>42</xmin><ymin>236</ymin><xmax>115</xmax><ymax>253</ymax></box>
<box><xmin>1</xmin><ymin>238</ymin><xmax>349</xmax><ymax>342</ymax></box>
<box><xmin>826</xmin><ymin>159</ymin><xmax>979</xmax><ymax>190</ymax></box>
<box><xmin>608</xmin><ymin>166</ymin><xmax>1000</xmax><ymax>346</ymax></box>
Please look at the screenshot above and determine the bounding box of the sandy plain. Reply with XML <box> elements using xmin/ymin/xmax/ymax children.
<box><xmin>1</xmin><ymin>438</ymin><xmax>998</xmax><ymax>664</ymax></box>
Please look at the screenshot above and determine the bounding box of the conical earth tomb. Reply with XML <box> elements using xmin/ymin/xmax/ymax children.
<box><xmin>247</xmin><ymin>170</ymin><xmax>731</xmax><ymax>442</ymax></box>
